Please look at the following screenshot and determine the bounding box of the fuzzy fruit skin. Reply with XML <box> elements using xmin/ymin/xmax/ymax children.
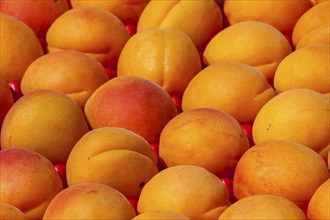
<box><xmin>233</xmin><ymin>140</ymin><xmax>329</xmax><ymax>210</ymax></box>
<box><xmin>84</xmin><ymin>75</ymin><xmax>178</xmax><ymax>144</ymax></box>
<box><xmin>0</xmin><ymin>13</ymin><xmax>44</xmax><ymax>82</ymax></box>
<box><xmin>42</xmin><ymin>183</ymin><xmax>136</xmax><ymax>219</ymax></box>
<box><xmin>66</xmin><ymin>127</ymin><xmax>159</xmax><ymax>200</ymax></box>
<box><xmin>0</xmin><ymin>0</ymin><xmax>70</xmax><ymax>38</ymax></box>
<box><xmin>0</xmin><ymin>90</ymin><xmax>90</xmax><ymax>164</ymax></box>
<box><xmin>137</xmin><ymin>165</ymin><xmax>230</xmax><ymax>219</ymax></box>
<box><xmin>0</xmin><ymin>148</ymin><xmax>63</xmax><ymax>220</ymax></box>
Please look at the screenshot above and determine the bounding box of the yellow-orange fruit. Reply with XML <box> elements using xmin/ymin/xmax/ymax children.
<box><xmin>252</xmin><ymin>88</ymin><xmax>330</xmax><ymax>159</ymax></box>
<box><xmin>182</xmin><ymin>61</ymin><xmax>276</xmax><ymax>123</ymax></box>
<box><xmin>70</xmin><ymin>0</ymin><xmax>150</xmax><ymax>25</ymax></box>
<box><xmin>219</xmin><ymin>194</ymin><xmax>307</xmax><ymax>220</ymax></box>
<box><xmin>274</xmin><ymin>44</ymin><xmax>330</xmax><ymax>94</ymax></box>
<box><xmin>159</xmin><ymin>108</ymin><xmax>249</xmax><ymax>178</ymax></box>
<box><xmin>43</xmin><ymin>183</ymin><xmax>136</xmax><ymax>219</ymax></box>
<box><xmin>0</xmin><ymin>148</ymin><xmax>63</xmax><ymax>219</ymax></box>
<box><xmin>66</xmin><ymin>127</ymin><xmax>158</xmax><ymax>199</ymax></box>
<box><xmin>0</xmin><ymin>202</ymin><xmax>27</xmax><ymax>220</ymax></box>
<box><xmin>292</xmin><ymin>1</ymin><xmax>330</xmax><ymax>49</ymax></box>
<box><xmin>223</xmin><ymin>0</ymin><xmax>312</xmax><ymax>33</ymax></box>
<box><xmin>46</xmin><ymin>7</ymin><xmax>130</xmax><ymax>69</ymax></box>
<box><xmin>132</xmin><ymin>210</ymin><xmax>190</xmax><ymax>220</ymax></box>
<box><xmin>309</xmin><ymin>0</ymin><xmax>328</xmax><ymax>5</ymax></box>
<box><xmin>0</xmin><ymin>13</ymin><xmax>43</xmax><ymax>82</ymax></box>
<box><xmin>21</xmin><ymin>50</ymin><xmax>109</xmax><ymax>109</ymax></box>
<box><xmin>203</xmin><ymin>21</ymin><xmax>292</xmax><ymax>81</ymax></box>
<box><xmin>307</xmin><ymin>179</ymin><xmax>330</xmax><ymax>220</ymax></box>
<box><xmin>137</xmin><ymin>165</ymin><xmax>230</xmax><ymax>219</ymax></box>
<box><xmin>137</xmin><ymin>0</ymin><xmax>223</xmax><ymax>51</ymax></box>
<box><xmin>233</xmin><ymin>140</ymin><xmax>329</xmax><ymax>209</ymax></box>
<box><xmin>0</xmin><ymin>90</ymin><xmax>89</xmax><ymax>164</ymax></box>
<box><xmin>0</xmin><ymin>0</ymin><xmax>69</xmax><ymax>38</ymax></box>
<box><xmin>117</xmin><ymin>27</ymin><xmax>201</xmax><ymax>96</ymax></box>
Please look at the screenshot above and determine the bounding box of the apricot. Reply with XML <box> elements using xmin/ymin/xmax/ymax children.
<box><xmin>0</xmin><ymin>0</ymin><xmax>69</xmax><ymax>38</ymax></box>
<box><xmin>309</xmin><ymin>0</ymin><xmax>328</xmax><ymax>5</ymax></box>
<box><xmin>159</xmin><ymin>108</ymin><xmax>249</xmax><ymax>178</ymax></box>
<box><xmin>0</xmin><ymin>148</ymin><xmax>63</xmax><ymax>219</ymax></box>
<box><xmin>0</xmin><ymin>77</ymin><xmax>14</xmax><ymax>131</ymax></box>
<box><xmin>46</xmin><ymin>6</ymin><xmax>130</xmax><ymax>69</ymax></box>
<box><xmin>307</xmin><ymin>178</ymin><xmax>330</xmax><ymax>220</ymax></box>
<box><xmin>132</xmin><ymin>210</ymin><xmax>190</xmax><ymax>220</ymax></box>
<box><xmin>252</xmin><ymin>88</ymin><xmax>330</xmax><ymax>159</ymax></box>
<box><xmin>223</xmin><ymin>0</ymin><xmax>312</xmax><ymax>34</ymax></box>
<box><xmin>292</xmin><ymin>1</ymin><xmax>330</xmax><ymax>49</ymax></box>
<box><xmin>21</xmin><ymin>50</ymin><xmax>109</xmax><ymax>109</ymax></box>
<box><xmin>0</xmin><ymin>13</ymin><xmax>43</xmax><ymax>82</ymax></box>
<box><xmin>117</xmin><ymin>27</ymin><xmax>201</xmax><ymax>96</ymax></box>
<box><xmin>0</xmin><ymin>202</ymin><xmax>27</xmax><ymax>220</ymax></box>
<box><xmin>70</xmin><ymin>0</ymin><xmax>150</xmax><ymax>25</ymax></box>
<box><xmin>84</xmin><ymin>75</ymin><xmax>178</xmax><ymax>144</ymax></box>
<box><xmin>182</xmin><ymin>61</ymin><xmax>277</xmax><ymax>123</ymax></box>
<box><xmin>137</xmin><ymin>0</ymin><xmax>223</xmax><ymax>52</ymax></box>
<box><xmin>219</xmin><ymin>194</ymin><xmax>307</xmax><ymax>220</ymax></box>
<box><xmin>137</xmin><ymin>165</ymin><xmax>230</xmax><ymax>219</ymax></box>
<box><xmin>43</xmin><ymin>183</ymin><xmax>136</xmax><ymax>219</ymax></box>
<box><xmin>274</xmin><ymin>44</ymin><xmax>330</xmax><ymax>94</ymax></box>
<box><xmin>0</xmin><ymin>90</ymin><xmax>89</xmax><ymax>164</ymax></box>
<box><xmin>203</xmin><ymin>21</ymin><xmax>292</xmax><ymax>81</ymax></box>
<box><xmin>66</xmin><ymin>127</ymin><xmax>158</xmax><ymax>199</ymax></box>
<box><xmin>233</xmin><ymin>140</ymin><xmax>329</xmax><ymax>209</ymax></box>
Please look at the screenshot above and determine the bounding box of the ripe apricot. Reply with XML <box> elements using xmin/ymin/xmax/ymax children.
<box><xmin>307</xmin><ymin>179</ymin><xmax>330</xmax><ymax>220</ymax></box>
<box><xmin>46</xmin><ymin>7</ymin><xmax>130</xmax><ymax>69</ymax></box>
<box><xmin>0</xmin><ymin>202</ymin><xmax>27</xmax><ymax>220</ymax></box>
<box><xmin>117</xmin><ymin>27</ymin><xmax>201</xmax><ymax>96</ymax></box>
<box><xmin>182</xmin><ymin>61</ymin><xmax>276</xmax><ymax>123</ymax></box>
<box><xmin>138</xmin><ymin>165</ymin><xmax>230</xmax><ymax>219</ymax></box>
<box><xmin>21</xmin><ymin>50</ymin><xmax>109</xmax><ymax>109</ymax></box>
<box><xmin>1</xmin><ymin>90</ymin><xmax>89</xmax><ymax>164</ymax></box>
<box><xmin>0</xmin><ymin>148</ymin><xmax>63</xmax><ymax>219</ymax></box>
<box><xmin>137</xmin><ymin>0</ymin><xmax>223</xmax><ymax>51</ymax></box>
<box><xmin>292</xmin><ymin>1</ymin><xmax>330</xmax><ymax>49</ymax></box>
<box><xmin>274</xmin><ymin>44</ymin><xmax>330</xmax><ymax>94</ymax></box>
<box><xmin>223</xmin><ymin>0</ymin><xmax>312</xmax><ymax>34</ymax></box>
<box><xmin>219</xmin><ymin>194</ymin><xmax>307</xmax><ymax>220</ymax></box>
<box><xmin>233</xmin><ymin>140</ymin><xmax>329</xmax><ymax>209</ymax></box>
<box><xmin>252</xmin><ymin>88</ymin><xmax>330</xmax><ymax>159</ymax></box>
<box><xmin>0</xmin><ymin>0</ymin><xmax>69</xmax><ymax>38</ymax></box>
<box><xmin>159</xmin><ymin>108</ymin><xmax>249</xmax><ymax>178</ymax></box>
<box><xmin>84</xmin><ymin>75</ymin><xmax>178</xmax><ymax>144</ymax></box>
<box><xmin>66</xmin><ymin>127</ymin><xmax>158</xmax><ymax>199</ymax></box>
<box><xmin>203</xmin><ymin>21</ymin><xmax>292</xmax><ymax>81</ymax></box>
<box><xmin>132</xmin><ymin>210</ymin><xmax>190</xmax><ymax>220</ymax></box>
<box><xmin>70</xmin><ymin>0</ymin><xmax>149</xmax><ymax>25</ymax></box>
<box><xmin>43</xmin><ymin>183</ymin><xmax>136</xmax><ymax>219</ymax></box>
<box><xmin>0</xmin><ymin>13</ymin><xmax>43</xmax><ymax>82</ymax></box>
